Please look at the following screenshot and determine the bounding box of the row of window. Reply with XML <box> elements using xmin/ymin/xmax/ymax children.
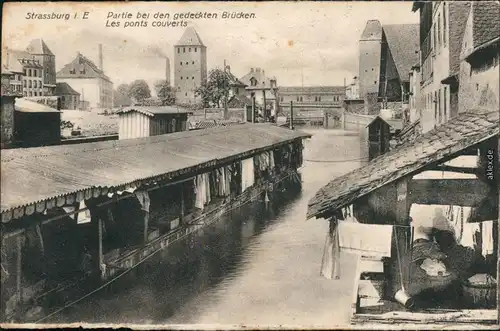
<box><xmin>433</xmin><ymin>3</ymin><xmax>448</xmax><ymax>54</ymax></box>
<box><xmin>177</xmin><ymin>47</ymin><xmax>198</xmax><ymax>53</ymax></box>
<box><xmin>23</xmin><ymin>80</ymin><xmax>43</xmax><ymax>88</ymax></box>
<box><xmin>69</xmin><ymin>69</ymin><xmax>86</xmax><ymax>74</ymax></box>
<box><xmin>23</xmin><ymin>68</ymin><xmax>42</xmax><ymax>77</ymax></box>
<box><xmin>425</xmin><ymin>86</ymin><xmax>448</xmax><ymax>126</ymax></box>
<box><xmin>180</xmin><ymin>61</ymin><xmax>196</xmax><ymax>66</ymax></box>
<box><xmin>279</xmin><ymin>95</ymin><xmax>342</xmax><ymax>102</ymax></box>
<box><xmin>180</xmin><ymin>76</ymin><xmax>196</xmax><ymax>80</ymax></box>
<box><xmin>22</xmin><ymin>90</ymin><xmax>42</xmax><ymax>97</ymax></box>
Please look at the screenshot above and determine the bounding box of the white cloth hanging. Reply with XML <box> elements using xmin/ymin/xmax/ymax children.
<box><xmin>461</xmin><ymin>222</ymin><xmax>480</xmax><ymax>248</ymax></box>
<box><xmin>76</xmin><ymin>200</ymin><xmax>92</xmax><ymax>224</ymax></box>
<box><xmin>134</xmin><ymin>190</ymin><xmax>150</xmax><ymax>212</ymax></box>
<box><xmin>482</xmin><ymin>220</ymin><xmax>495</xmax><ymax>256</ymax></box>
<box><xmin>337</xmin><ymin>222</ymin><xmax>393</xmax><ymax>258</ymax></box>
<box><xmin>241</xmin><ymin>158</ymin><xmax>255</xmax><ymax>191</ymax></box>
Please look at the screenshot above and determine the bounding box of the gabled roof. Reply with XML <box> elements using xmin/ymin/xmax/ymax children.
<box><xmin>175</xmin><ymin>27</ymin><xmax>205</xmax><ymax>47</ymax></box>
<box><xmin>307</xmin><ymin>108</ymin><xmax>499</xmax><ymax>219</ymax></box>
<box><xmin>383</xmin><ymin>24</ymin><xmax>420</xmax><ymax>82</ymax></box>
<box><xmin>26</xmin><ymin>39</ymin><xmax>54</xmax><ymax>56</ymax></box>
<box><xmin>227</xmin><ymin>94</ymin><xmax>252</xmax><ymax>108</ymax></box>
<box><xmin>1</xmin><ymin>124</ymin><xmax>310</xmax><ymax>217</ymax></box>
<box><xmin>470</xmin><ymin>1</ymin><xmax>500</xmax><ymax>53</ymax></box>
<box><xmin>15</xmin><ymin>98</ymin><xmax>60</xmax><ymax>113</ymax></box>
<box><xmin>225</xmin><ymin>70</ymin><xmax>246</xmax><ymax>87</ymax></box>
<box><xmin>360</xmin><ymin>20</ymin><xmax>383</xmax><ymax>41</ymax></box>
<box><xmin>3</xmin><ymin>48</ymin><xmax>39</xmax><ymax>72</ymax></box>
<box><xmin>55</xmin><ymin>82</ymin><xmax>80</xmax><ymax>96</ymax></box>
<box><xmin>117</xmin><ymin>105</ymin><xmax>191</xmax><ymax>117</ymax></box>
<box><xmin>240</xmin><ymin>68</ymin><xmax>273</xmax><ymax>89</ymax></box>
<box><xmin>57</xmin><ymin>52</ymin><xmax>112</xmax><ymax>82</ymax></box>
<box><xmin>279</xmin><ymin>86</ymin><xmax>345</xmax><ymax>94</ymax></box>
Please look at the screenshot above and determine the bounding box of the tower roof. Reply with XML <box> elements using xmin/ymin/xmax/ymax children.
<box><xmin>26</xmin><ymin>39</ymin><xmax>54</xmax><ymax>56</ymax></box>
<box><xmin>360</xmin><ymin>20</ymin><xmax>383</xmax><ymax>41</ymax></box>
<box><xmin>175</xmin><ymin>27</ymin><xmax>205</xmax><ymax>47</ymax></box>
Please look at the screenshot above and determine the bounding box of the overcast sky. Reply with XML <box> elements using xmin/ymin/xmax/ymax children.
<box><xmin>2</xmin><ymin>1</ymin><xmax>418</xmax><ymax>88</ymax></box>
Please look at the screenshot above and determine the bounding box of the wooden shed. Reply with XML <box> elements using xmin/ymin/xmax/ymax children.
<box><xmin>13</xmin><ymin>97</ymin><xmax>61</xmax><ymax>148</ymax></box>
<box><xmin>117</xmin><ymin>106</ymin><xmax>191</xmax><ymax>140</ymax></box>
<box><xmin>366</xmin><ymin>116</ymin><xmax>391</xmax><ymax>161</ymax></box>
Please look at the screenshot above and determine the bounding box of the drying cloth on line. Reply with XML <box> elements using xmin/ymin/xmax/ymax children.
<box><xmin>320</xmin><ymin>219</ymin><xmax>341</xmax><ymax>280</ymax></box>
<box><xmin>461</xmin><ymin>222</ymin><xmax>479</xmax><ymax>248</ymax></box>
<box><xmin>76</xmin><ymin>200</ymin><xmax>91</xmax><ymax>224</ymax></box>
<box><xmin>482</xmin><ymin>220</ymin><xmax>495</xmax><ymax>256</ymax></box>
<box><xmin>134</xmin><ymin>190</ymin><xmax>150</xmax><ymax>212</ymax></box>
<box><xmin>241</xmin><ymin>158</ymin><xmax>255</xmax><ymax>191</ymax></box>
<box><xmin>337</xmin><ymin>222</ymin><xmax>393</xmax><ymax>257</ymax></box>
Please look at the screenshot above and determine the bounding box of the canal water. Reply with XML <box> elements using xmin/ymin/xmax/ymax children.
<box><xmin>48</xmin><ymin>128</ymin><xmax>363</xmax><ymax>326</ymax></box>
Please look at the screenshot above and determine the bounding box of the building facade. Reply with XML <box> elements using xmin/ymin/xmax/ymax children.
<box><xmin>408</xmin><ymin>64</ymin><xmax>422</xmax><ymax>123</ymax></box>
<box><xmin>174</xmin><ymin>27</ymin><xmax>207</xmax><ymax>105</ymax></box>
<box><xmin>278</xmin><ymin>86</ymin><xmax>345</xmax><ymax>117</ymax></box>
<box><xmin>358</xmin><ymin>20</ymin><xmax>383</xmax><ymax>100</ymax></box>
<box><xmin>55</xmin><ymin>82</ymin><xmax>81</xmax><ymax>110</ymax></box>
<box><xmin>239</xmin><ymin>67</ymin><xmax>278</xmax><ymax>111</ymax></box>
<box><xmin>413</xmin><ymin>1</ymin><xmax>472</xmax><ymax>133</ymax></box>
<box><xmin>345</xmin><ymin>76</ymin><xmax>360</xmax><ymax>100</ymax></box>
<box><xmin>458</xmin><ymin>1</ymin><xmax>500</xmax><ymax>114</ymax></box>
<box><xmin>26</xmin><ymin>39</ymin><xmax>57</xmax><ymax>96</ymax></box>
<box><xmin>57</xmin><ymin>51</ymin><xmax>114</xmax><ymax>110</ymax></box>
<box><xmin>3</xmin><ymin>49</ymin><xmax>44</xmax><ymax>97</ymax></box>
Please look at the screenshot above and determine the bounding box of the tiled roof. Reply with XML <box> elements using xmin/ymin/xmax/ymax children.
<box><xmin>175</xmin><ymin>27</ymin><xmax>205</xmax><ymax>46</ymax></box>
<box><xmin>472</xmin><ymin>1</ymin><xmax>500</xmax><ymax>49</ymax></box>
<box><xmin>1</xmin><ymin>124</ymin><xmax>310</xmax><ymax>214</ymax></box>
<box><xmin>225</xmin><ymin>70</ymin><xmax>246</xmax><ymax>87</ymax></box>
<box><xmin>55</xmin><ymin>82</ymin><xmax>80</xmax><ymax>96</ymax></box>
<box><xmin>190</xmin><ymin>119</ymin><xmax>245</xmax><ymax>130</ymax></box>
<box><xmin>307</xmin><ymin>108</ymin><xmax>499</xmax><ymax>219</ymax></box>
<box><xmin>57</xmin><ymin>52</ymin><xmax>112</xmax><ymax>82</ymax></box>
<box><xmin>360</xmin><ymin>20</ymin><xmax>383</xmax><ymax>41</ymax></box>
<box><xmin>239</xmin><ymin>68</ymin><xmax>274</xmax><ymax>90</ymax></box>
<box><xmin>3</xmin><ymin>48</ymin><xmax>40</xmax><ymax>72</ymax></box>
<box><xmin>279</xmin><ymin>86</ymin><xmax>345</xmax><ymax>94</ymax></box>
<box><xmin>383</xmin><ymin>24</ymin><xmax>420</xmax><ymax>82</ymax></box>
<box><xmin>449</xmin><ymin>2</ymin><xmax>473</xmax><ymax>75</ymax></box>
<box><xmin>26</xmin><ymin>39</ymin><xmax>54</xmax><ymax>56</ymax></box>
<box><xmin>14</xmin><ymin>98</ymin><xmax>60</xmax><ymax>113</ymax></box>
<box><xmin>118</xmin><ymin>106</ymin><xmax>192</xmax><ymax>117</ymax></box>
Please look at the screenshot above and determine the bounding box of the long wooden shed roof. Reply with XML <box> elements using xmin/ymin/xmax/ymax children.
<box><xmin>1</xmin><ymin>124</ymin><xmax>311</xmax><ymax>217</ymax></box>
<box><xmin>307</xmin><ymin>108</ymin><xmax>499</xmax><ymax>220</ymax></box>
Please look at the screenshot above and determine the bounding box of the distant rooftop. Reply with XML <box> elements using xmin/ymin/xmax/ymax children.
<box><xmin>118</xmin><ymin>105</ymin><xmax>192</xmax><ymax>117</ymax></box>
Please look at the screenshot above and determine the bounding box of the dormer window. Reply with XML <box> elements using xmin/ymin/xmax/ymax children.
<box><xmin>250</xmin><ymin>77</ymin><xmax>257</xmax><ymax>86</ymax></box>
<box><xmin>70</xmin><ymin>69</ymin><xmax>76</xmax><ymax>74</ymax></box>
<box><xmin>80</xmin><ymin>69</ymin><xmax>86</xmax><ymax>74</ymax></box>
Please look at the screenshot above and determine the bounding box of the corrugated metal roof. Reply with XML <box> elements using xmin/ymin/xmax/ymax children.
<box><xmin>15</xmin><ymin>98</ymin><xmax>60</xmax><ymax>113</ymax></box>
<box><xmin>1</xmin><ymin>124</ymin><xmax>311</xmax><ymax>213</ymax></box>
<box><xmin>118</xmin><ymin>106</ymin><xmax>192</xmax><ymax>117</ymax></box>
<box><xmin>307</xmin><ymin>108</ymin><xmax>499</xmax><ymax>220</ymax></box>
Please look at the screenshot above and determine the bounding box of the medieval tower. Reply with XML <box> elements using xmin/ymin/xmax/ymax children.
<box><xmin>358</xmin><ymin>20</ymin><xmax>383</xmax><ymax>100</ymax></box>
<box><xmin>174</xmin><ymin>27</ymin><xmax>207</xmax><ymax>105</ymax></box>
<box><xmin>26</xmin><ymin>39</ymin><xmax>57</xmax><ymax>96</ymax></box>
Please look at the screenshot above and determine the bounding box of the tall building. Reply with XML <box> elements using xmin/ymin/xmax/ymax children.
<box><xmin>412</xmin><ymin>1</ymin><xmax>471</xmax><ymax>133</ymax></box>
<box><xmin>357</xmin><ymin>20</ymin><xmax>419</xmax><ymax>114</ymax></box>
<box><xmin>26</xmin><ymin>39</ymin><xmax>57</xmax><ymax>96</ymax></box>
<box><xmin>56</xmin><ymin>47</ymin><xmax>114</xmax><ymax>110</ymax></box>
<box><xmin>174</xmin><ymin>27</ymin><xmax>207</xmax><ymax>105</ymax></box>
<box><xmin>3</xmin><ymin>48</ymin><xmax>44</xmax><ymax>97</ymax></box>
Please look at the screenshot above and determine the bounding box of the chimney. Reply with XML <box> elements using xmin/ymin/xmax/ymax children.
<box><xmin>226</xmin><ymin>65</ymin><xmax>231</xmax><ymax>73</ymax></box>
<box><xmin>256</xmin><ymin>68</ymin><xmax>261</xmax><ymax>73</ymax></box>
<box><xmin>98</xmin><ymin>44</ymin><xmax>103</xmax><ymax>71</ymax></box>
<box><xmin>250</xmin><ymin>68</ymin><xmax>254</xmax><ymax>73</ymax></box>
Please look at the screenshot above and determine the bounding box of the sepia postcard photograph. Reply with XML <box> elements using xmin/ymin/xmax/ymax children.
<box><xmin>0</xmin><ymin>0</ymin><xmax>499</xmax><ymax>329</ymax></box>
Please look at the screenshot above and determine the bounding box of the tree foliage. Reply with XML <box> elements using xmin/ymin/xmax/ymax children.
<box><xmin>117</xmin><ymin>83</ymin><xmax>130</xmax><ymax>97</ymax></box>
<box><xmin>194</xmin><ymin>68</ymin><xmax>230</xmax><ymax>108</ymax></box>
<box><xmin>127</xmin><ymin>80</ymin><xmax>151</xmax><ymax>103</ymax></box>
<box><xmin>154</xmin><ymin>80</ymin><xmax>175</xmax><ymax>106</ymax></box>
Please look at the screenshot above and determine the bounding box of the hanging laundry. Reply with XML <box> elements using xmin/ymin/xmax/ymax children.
<box><xmin>269</xmin><ymin>151</ymin><xmax>275</xmax><ymax>169</ymax></box>
<box><xmin>337</xmin><ymin>222</ymin><xmax>393</xmax><ymax>258</ymax></box>
<box><xmin>241</xmin><ymin>158</ymin><xmax>255</xmax><ymax>191</ymax></box>
<box><xmin>63</xmin><ymin>206</ymin><xmax>76</xmax><ymax>220</ymax></box>
<box><xmin>320</xmin><ymin>218</ymin><xmax>341</xmax><ymax>280</ymax></box>
<box><xmin>481</xmin><ymin>220</ymin><xmax>495</xmax><ymax>257</ymax></box>
<box><xmin>134</xmin><ymin>190</ymin><xmax>150</xmax><ymax>212</ymax></box>
<box><xmin>461</xmin><ymin>222</ymin><xmax>480</xmax><ymax>248</ymax></box>
<box><xmin>77</xmin><ymin>200</ymin><xmax>92</xmax><ymax>224</ymax></box>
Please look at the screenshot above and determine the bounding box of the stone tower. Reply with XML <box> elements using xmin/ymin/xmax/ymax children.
<box><xmin>26</xmin><ymin>39</ymin><xmax>56</xmax><ymax>96</ymax></box>
<box><xmin>358</xmin><ymin>20</ymin><xmax>383</xmax><ymax>100</ymax></box>
<box><xmin>174</xmin><ymin>27</ymin><xmax>207</xmax><ymax>105</ymax></box>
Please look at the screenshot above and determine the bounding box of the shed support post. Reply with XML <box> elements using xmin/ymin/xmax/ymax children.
<box><xmin>98</xmin><ymin>216</ymin><xmax>104</xmax><ymax>280</ymax></box>
<box><xmin>390</xmin><ymin>178</ymin><xmax>411</xmax><ymax>299</ymax></box>
<box><xmin>262</xmin><ymin>90</ymin><xmax>267</xmax><ymax>120</ymax></box>
<box><xmin>143</xmin><ymin>211</ymin><xmax>149</xmax><ymax>245</ymax></box>
<box><xmin>180</xmin><ymin>185</ymin><xmax>185</xmax><ymax>223</ymax></box>
<box><xmin>16</xmin><ymin>235</ymin><xmax>23</xmax><ymax>304</ymax></box>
